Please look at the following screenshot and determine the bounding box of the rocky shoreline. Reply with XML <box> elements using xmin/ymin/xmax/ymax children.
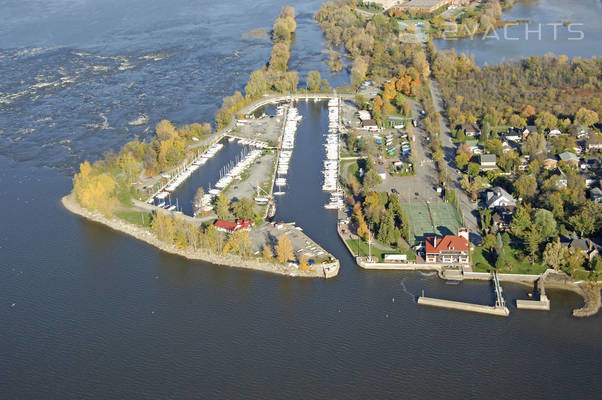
<box><xmin>62</xmin><ymin>194</ymin><xmax>338</xmax><ymax>279</ymax></box>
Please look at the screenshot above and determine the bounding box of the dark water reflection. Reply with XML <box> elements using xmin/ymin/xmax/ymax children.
<box><xmin>1</xmin><ymin>0</ymin><xmax>602</xmax><ymax>398</ymax></box>
<box><xmin>433</xmin><ymin>0</ymin><xmax>602</xmax><ymax>65</ymax></box>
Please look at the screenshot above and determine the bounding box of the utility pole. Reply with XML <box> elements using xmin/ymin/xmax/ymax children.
<box><xmin>368</xmin><ymin>231</ymin><xmax>372</xmax><ymax>261</ymax></box>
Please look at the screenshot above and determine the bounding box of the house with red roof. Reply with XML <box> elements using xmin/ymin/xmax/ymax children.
<box><xmin>424</xmin><ymin>229</ymin><xmax>470</xmax><ymax>265</ymax></box>
<box><xmin>213</xmin><ymin>219</ymin><xmax>255</xmax><ymax>233</ymax></box>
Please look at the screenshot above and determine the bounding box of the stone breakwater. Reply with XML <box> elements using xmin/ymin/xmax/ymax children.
<box><xmin>62</xmin><ymin>194</ymin><xmax>339</xmax><ymax>279</ymax></box>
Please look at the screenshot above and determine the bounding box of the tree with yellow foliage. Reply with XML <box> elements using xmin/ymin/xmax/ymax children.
<box><xmin>73</xmin><ymin>161</ymin><xmax>119</xmax><ymax>215</ymax></box>
<box><xmin>299</xmin><ymin>255</ymin><xmax>309</xmax><ymax>271</ymax></box>
<box><xmin>151</xmin><ymin>211</ymin><xmax>176</xmax><ymax>244</ymax></box>
<box><xmin>222</xmin><ymin>230</ymin><xmax>252</xmax><ymax>258</ymax></box>
<box><xmin>276</xmin><ymin>234</ymin><xmax>294</xmax><ymax>263</ymax></box>
<box><xmin>262</xmin><ymin>245</ymin><xmax>274</xmax><ymax>262</ymax></box>
<box><xmin>156</xmin><ymin>120</ymin><xmax>177</xmax><ymax>141</ymax></box>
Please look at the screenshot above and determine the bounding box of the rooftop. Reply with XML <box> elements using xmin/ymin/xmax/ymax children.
<box><xmin>425</xmin><ymin>235</ymin><xmax>469</xmax><ymax>254</ymax></box>
<box><xmin>481</xmin><ymin>154</ymin><xmax>497</xmax><ymax>163</ymax></box>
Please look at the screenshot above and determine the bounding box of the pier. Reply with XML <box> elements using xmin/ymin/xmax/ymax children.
<box><xmin>417</xmin><ymin>271</ymin><xmax>510</xmax><ymax>317</ymax></box>
<box><xmin>417</xmin><ymin>296</ymin><xmax>510</xmax><ymax>317</ymax></box>
<box><xmin>516</xmin><ymin>279</ymin><xmax>550</xmax><ymax>311</ymax></box>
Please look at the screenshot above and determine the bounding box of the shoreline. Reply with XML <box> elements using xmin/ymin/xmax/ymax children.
<box><xmin>62</xmin><ymin>194</ymin><xmax>339</xmax><ymax>279</ymax></box>
<box><xmin>339</xmin><ymin>226</ymin><xmax>600</xmax><ymax>316</ymax></box>
<box><xmin>355</xmin><ymin>256</ymin><xmax>601</xmax><ymax>317</ymax></box>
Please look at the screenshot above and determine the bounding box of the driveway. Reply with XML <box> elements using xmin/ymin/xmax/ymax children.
<box><xmin>428</xmin><ymin>80</ymin><xmax>481</xmax><ymax>243</ymax></box>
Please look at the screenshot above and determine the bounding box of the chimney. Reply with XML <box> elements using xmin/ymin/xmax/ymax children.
<box><xmin>433</xmin><ymin>237</ymin><xmax>437</xmax><ymax>247</ymax></box>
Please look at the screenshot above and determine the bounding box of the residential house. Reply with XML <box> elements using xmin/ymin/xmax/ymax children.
<box><xmin>362</xmin><ymin>119</ymin><xmax>379</xmax><ymax>131</ymax></box>
<box><xmin>587</xmin><ymin>134</ymin><xmax>602</xmax><ymax>151</ymax></box>
<box><xmin>591</xmin><ymin>187</ymin><xmax>602</xmax><ymax>203</ymax></box>
<box><xmin>465</xmin><ymin>139</ymin><xmax>482</xmax><ymax>155</ymax></box>
<box><xmin>424</xmin><ymin>229</ymin><xmax>470</xmax><ymax>265</ymax></box>
<box><xmin>358</xmin><ymin>110</ymin><xmax>371</xmax><ymax>121</ymax></box>
<box><xmin>549</xmin><ymin>128</ymin><xmax>562</xmax><ymax>137</ymax></box>
<box><xmin>486</xmin><ymin>187</ymin><xmax>517</xmax><ymax>209</ymax></box>
<box><xmin>505</xmin><ymin>128</ymin><xmax>522</xmax><ymax>142</ymax></box>
<box><xmin>574</xmin><ymin>125</ymin><xmax>590</xmax><ymax>139</ymax></box>
<box><xmin>461</xmin><ymin>123</ymin><xmax>480</xmax><ymax>137</ymax></box>
<box><xmin>492</xmin><ymin>206</ymin><xmax>516</xmax><ymax>231</ymax></box>
<box><xmin>214</xmin><ymin>219</ymin><xmax>255</xmax><ymax>233</ymax></box>
<box><xmin>561</xmin><ymin>237</ymin><xmax>600</xmax><ymax>262</ymax></box>
<box><xmin>584</xmin><ymin>175</ymin><xmax>597</xmax><ymax>188</ymax></box>
<box><xmin>558</xmin><ymin>151</ymin><xmax>579</xmax><ymax>167</ymax></box>
<box><xmin>480</xmin><ymin>154</ymin><xmax>497</xmax><ymax>171</ymax></box>
<box><xmin>518</xmin><ymin>157</ymin><xmax>529</xmax><ymax>171</ymax></box>
<box><xmin>520</xmin><ymin>125</ymin><xmax>537</xmax><ymax>140</ymax></box>
<box><xmin>548</xmin><ymin>169</ymin><xmax>568</xmax><ymax>189</ymax></box>
<box><xmin>543</xmin><ymin>155</ymin><xmax>558</xmax><ymax>170</ymax></box>
<box><xmin>522</xmin><ymin>125</ymin><xmax>538</xmax><ymax>137</ymax></box>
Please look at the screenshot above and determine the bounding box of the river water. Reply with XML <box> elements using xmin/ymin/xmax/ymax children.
<box><xmin>2</xmin><ymin>0</ymin><xmax>601</xmax><ymax>398</ymax></box>
<box><xmin>433</xmin><ymin>0</ymin><xmax>602</xmax><ymax>65</ymax></box>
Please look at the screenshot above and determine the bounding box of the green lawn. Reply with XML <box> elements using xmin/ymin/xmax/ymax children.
<box><xmin>345</xmin><ymin>238</ymin><xmax>415</xmax><ymax>262</ymax></box>
<box><xmin>115</xmin><ymin>210</ymin><xmax>153</xmax><ymax>227</ymax></box>
<box><xmin>472</xmin><ymin>245</ymin><xmax>547</xmax><ymax>275</ymax></box>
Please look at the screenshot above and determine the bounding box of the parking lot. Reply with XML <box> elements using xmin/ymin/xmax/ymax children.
<box><xmin>376</xmin><ymin>102</ymin><xmax>441</xmax><ymax>202</ymax></box>
<box><xmin>250</xmin><ymin>222</ymin><xmax>332</xmax><ymax>261</ymax></box>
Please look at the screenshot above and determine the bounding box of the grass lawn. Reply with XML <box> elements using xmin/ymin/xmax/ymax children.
<box><xmin>115</xmin><ymin>210</ymin><xmax>153</xmax><ymax>227</ymax></box>
<box><xmin>345</xmin><ymin>238</ymin><xmax>416</xmax><ymax>262</ymax></box>
<box><xmin>472</xmin><ymin>245</ymin><xmax>547</xmax><ymax>275</ymax></box>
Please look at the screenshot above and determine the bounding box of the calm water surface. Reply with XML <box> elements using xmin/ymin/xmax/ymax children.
<box><xmin>434</xmin><ymin>0</ymin><xmax>602</xmax><ymax>65</ymax></box>
<box><xmin>1</xmin><ymin>1</ymin><xmax>601</xmax><ymax>399</ymax></box>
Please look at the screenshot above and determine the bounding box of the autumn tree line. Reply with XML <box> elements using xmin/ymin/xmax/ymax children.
<box><xmin>73</xmin><ymin>120</ymin><xmax>212</xmax><ymax>215</ymax></box>
<box><xmin>216</xmin><ymin>6</ymin><xmax>299</xmax><ymax>129</ymax></box>
<box><xmin>150</xmin><ymin>211</ymin><xmax>308</xmax><ymax>268</ymax></box>
<box><xmin>432</xmin><ymin>51</ymin><xmax>601</xmax><ymax>132</ymax></box>
<box><xmin>315</xmin><ymin>0</ymin><xmax>431</xmax><ymax>88</ymax></box>
<box><xmin>351</xmin><ymin>191</ymin><xmax>411</xmax><ymax>249</ymax></box>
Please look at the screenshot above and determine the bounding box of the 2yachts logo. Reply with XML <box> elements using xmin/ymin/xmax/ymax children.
<box><xmin>441</xmin><ymin>22</ymin><xmax>585</xmax><ymax>40</ymax></box>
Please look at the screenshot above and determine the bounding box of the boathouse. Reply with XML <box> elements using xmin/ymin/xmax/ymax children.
<box><xmin>214</xmin><ymin>219</ymin><xmax>255</xmax><ymax>233</ymax></box>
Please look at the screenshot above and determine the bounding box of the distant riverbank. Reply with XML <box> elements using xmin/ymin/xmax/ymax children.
<box><xmin>62</xmin><ymin>194</ymin><xmax>337</xmax><ymax>279</ymax></box>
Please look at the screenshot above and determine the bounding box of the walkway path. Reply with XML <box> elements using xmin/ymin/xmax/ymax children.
<box><xmin>428</xmin><ymin>79</ymin><xmax>481</xmax><ymax>243</ymax></box>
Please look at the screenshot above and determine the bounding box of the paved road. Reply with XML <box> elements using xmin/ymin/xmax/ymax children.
<box><xmin>428</xmin><ymin>80</ymin><xmax>481</xmax><ymax>243</ymax></box>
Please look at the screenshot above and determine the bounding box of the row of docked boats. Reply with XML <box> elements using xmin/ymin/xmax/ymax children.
<box><xmin>162</xmin><ymin>142</ymin><xmax>225</xmax><ymax>193</ymax></box>
<box><xmin>153</xmin><ymin>190</ymin><xmax>179</xmax><ymax>211</ymax></box>
<box><xmin>323</xmin><ymin>98</ymin><xmax>343</xmax><ymax>210</ymax></box>
<box><xmin>274</xmin><ymin>106</ymin><xmax>302</xmax><ymax>195</ymax></box>
<box><xmin>194</xmin><ymin>148</ymin><xmax>263</xmax><ymax>215</ymax></box>
<box><xmin>234</xmin><ymin>137</ymin><xmax>270</xmax><ymax>148</ymax></box>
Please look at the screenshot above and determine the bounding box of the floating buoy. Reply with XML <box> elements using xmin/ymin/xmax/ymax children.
<box><xmin>385</xmin><ymin>314</ymin><xmax>389</xmax><ymax>318</ymax></box>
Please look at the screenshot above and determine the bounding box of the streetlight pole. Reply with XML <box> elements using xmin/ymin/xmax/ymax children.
<box><xmin>368</xmin><ymin>231</ymin><xmax>372</xmax><ymax>261</ymax></box>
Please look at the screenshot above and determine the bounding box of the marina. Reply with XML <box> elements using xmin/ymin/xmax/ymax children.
<box><xmin>322</xmin><ymin>97</ymin><xmax>344</xmax><ymax>210</ymax></box>
<box><xmin>273</xmin><ymin>104</ymin><xmax>302</xmax><ymax>195</ymax></box>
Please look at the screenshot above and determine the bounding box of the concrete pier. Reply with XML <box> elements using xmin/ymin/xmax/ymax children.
<box><xmin>516</xmin><ymin>295</ymin><xmax>550</xmax><ymax>311</ymax></box>
<box><xmin>418</xmin><ymin>296</ymin><xmax>510</xmax><ymax>317</ymax></box>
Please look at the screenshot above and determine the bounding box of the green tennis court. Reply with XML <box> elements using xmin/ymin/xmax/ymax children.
<box><xmin>401</xmin><ymin>202</ymin><xmax>463</xmax><ymax>245</ymax></box>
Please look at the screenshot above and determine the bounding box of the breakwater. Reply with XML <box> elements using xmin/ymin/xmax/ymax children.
<box><xmin>62</xmin><ymin>194</ymin><xmax>338</xmax><ymax>279</ymax></box>
<box><xmin>418</xmin><ymin>296</ymin><xmax>510</xmax><ymax>317</ymax></box>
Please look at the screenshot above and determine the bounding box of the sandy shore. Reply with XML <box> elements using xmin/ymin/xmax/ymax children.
<box><xmin>62</xmin><ymin>194</ymin><xmax>338</xmax><ymax>279</ymax></box>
